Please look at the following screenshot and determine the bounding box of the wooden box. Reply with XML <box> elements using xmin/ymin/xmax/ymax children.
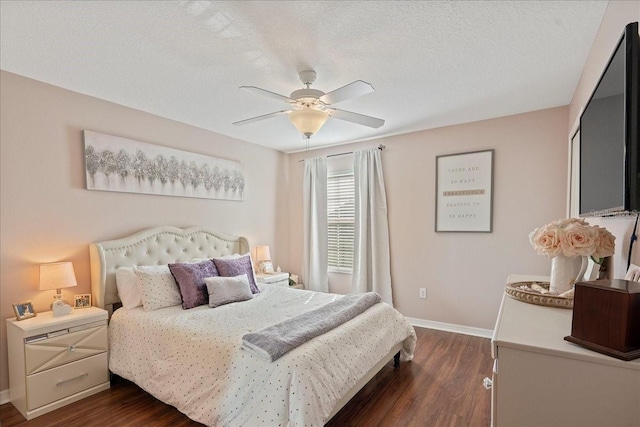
<box><xmin>565</xmin><ymin>279</ymin><xmax>640</xmax><ymax>361</ymax></box>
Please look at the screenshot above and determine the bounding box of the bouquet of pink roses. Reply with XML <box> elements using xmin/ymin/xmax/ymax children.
<box><xmin>529</xmin><ymin>218</ymin><xmax>615</xmax><ymax>262</ymax></box>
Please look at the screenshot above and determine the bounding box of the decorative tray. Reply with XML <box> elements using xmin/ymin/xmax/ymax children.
<box><xmin>504</xmin><ymin>281</ymin><xmax>573</xmax><ymax>309</ymax></box>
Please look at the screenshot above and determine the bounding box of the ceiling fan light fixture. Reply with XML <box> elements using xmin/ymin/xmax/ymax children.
<box><xmin>288</xmin><ymin>108</ymin><xmax>329</xmax><ymax>137</ymax></box>
<box><xmin>235</xmin><ymin>70</ymin><xmax>384</xmax><ymax>141</ymax></box>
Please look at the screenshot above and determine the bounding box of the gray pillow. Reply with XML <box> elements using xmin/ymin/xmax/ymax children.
<box><xmin>212</xmin><ymin>254</ymin><xmax>260</xmax><ymax>294</ymax></box>
<box><xmin>205</xmin><ymin>274</ymin><xmax>253</xmax><ymax>308</ymax></box>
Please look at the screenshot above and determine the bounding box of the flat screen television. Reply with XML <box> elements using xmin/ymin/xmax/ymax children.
<box><xmin>579</xmin><ymin>22</ymin><xmax>639</xmax><ymax>216</ymax></box>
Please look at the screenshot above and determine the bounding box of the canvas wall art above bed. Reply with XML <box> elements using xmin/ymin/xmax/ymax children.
<box><xmin>90</xmin><ymin>226</ymin><xmax>416</xmax><ymax>426</ymax></box>
<box><xmin>84</xmin><ymin>130</ymin><xmax>245</xmax><ymax>201</ymax></box>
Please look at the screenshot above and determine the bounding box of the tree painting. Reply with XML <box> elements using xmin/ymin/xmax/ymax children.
<box><xmin>83</xmin><ymin>131</ymin><xmax>244</xmax><ymax>201</ymax></box>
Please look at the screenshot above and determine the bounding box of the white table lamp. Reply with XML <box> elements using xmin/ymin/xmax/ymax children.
<box><xmin>39</xmin><ymin>262</ymin><xmax>77</xmax><ymax>316</ymax></box>
<box><xmin>255</xmin><ymin>245</ymin><xmax>273</xmax><ymax>274</ymax></box>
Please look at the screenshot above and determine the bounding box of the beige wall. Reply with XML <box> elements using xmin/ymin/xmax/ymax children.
<box><xmin>289</xmin><ymin>106</ymin><xmax>569</xmax><ymax>330</ymax></box>
<box><xmin>0</xmin><ymin>71</ymin><xmax>290</xmax><ymax>392</ymax></box>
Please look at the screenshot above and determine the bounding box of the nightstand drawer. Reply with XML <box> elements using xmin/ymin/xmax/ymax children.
<box><xmin>25</xmin><ymin>325</ymin><xmax>107</xmax><ymax>375</ymax></box>
<box><xmin>27</xmin><ymin>352</ymin><xmax>108</xmax><ymax>411</ymax></box>
<box><xmin>266</xmin><ymin>278</ymin><xmax>289</xmax><ymax>286</ymax></box>
<box><xmin>256</xmin><ymin>272</ymin><xmax>290</xmax><ymax>287</ymax></box>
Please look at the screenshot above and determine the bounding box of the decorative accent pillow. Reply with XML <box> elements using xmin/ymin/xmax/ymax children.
<box><xmin>134</xmin><ymin>265</ymin><xmax>182</xmax><ymax>311</ymax></box>
<box><xmin>205</xmin><ymin>274</ymin><xmax>253</xmax><ymax>308</ymax></box>
<box><xmin>168</xmin><ymin>260</ymin><xmax>218</xmax><ymax>309</ymax></box>
<box><xmin>115</xmin><ymin>267</ymin><xmax>142</xmax><ymax>310</ymax></box>
<box><xmin>212</xmin><ymin>253</ymin><xmax>260</xmax><ymax>294</ymax></box>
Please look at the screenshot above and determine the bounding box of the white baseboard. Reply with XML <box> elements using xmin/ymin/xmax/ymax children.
<box><xmin>0</xmin><ymin>388</ymin><xmax>10</xmax><ymax>405</ymax></box>
<box><xmin>407</xmin><ymin>317</ymin><xmax>493</xmax><ymax>339</ymax></box>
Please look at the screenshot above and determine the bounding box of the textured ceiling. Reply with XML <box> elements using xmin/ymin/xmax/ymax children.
<box><xmin>0</xmin><ymin>1</ymin><xmax>608</xmax><ymax>153</ymax></box>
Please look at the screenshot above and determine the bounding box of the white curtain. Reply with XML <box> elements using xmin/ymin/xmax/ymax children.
<box><xmin>352</xmin><ymin>148</ymin><xmax>393</xmax><ymax>305</ymax></box>
<box><xmin>303</xmin><ymin>157</ymin><xmax>329</xmax><ymax>292</ymax></box>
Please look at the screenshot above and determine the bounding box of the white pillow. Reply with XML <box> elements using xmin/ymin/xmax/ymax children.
<box><xmin>134</xmin><ymin>265</ymin><xmax>182</xmax><ymax>311</ymax></box>
<box><xmin>205</xmin><ymin>274</ymin><xmax>253</xmax><ymax>308</ymax></box>
<box><xmin>115</xmin><ymin>267</ymin><xmax>142</xmax><ymax>310</ymax></box>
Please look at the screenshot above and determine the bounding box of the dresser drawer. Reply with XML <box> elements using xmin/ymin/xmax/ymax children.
<box><xmin>27</xmin><ymin>352</ymin><xmax>108</xmax><ymax>411</ymax></box>
<box><xmin>25</xmin><ymin>325</ymin><xmax>107</xmax><ymax>375</ymax></box>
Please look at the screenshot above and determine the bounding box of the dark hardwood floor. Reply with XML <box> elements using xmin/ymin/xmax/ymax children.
<box><xmin>0</xmin><ymin>328</ymin><xmax>492</xmax><ymax>426</ymax></box>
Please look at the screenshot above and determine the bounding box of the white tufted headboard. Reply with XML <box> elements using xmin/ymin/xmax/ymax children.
<box><xmin>89</xmin><ymin>226</ymin><xmax>250</xmax><ymax>312</ymax></box>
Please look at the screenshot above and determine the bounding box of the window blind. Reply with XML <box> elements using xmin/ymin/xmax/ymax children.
<box><xmin>327</xmin><ymin>173</ymin><xmax>354</xmax><ymax>272</ymax></box>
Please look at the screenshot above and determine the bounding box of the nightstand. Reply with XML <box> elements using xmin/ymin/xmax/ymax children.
<box><xmin>256</xmin><ymin>272</ymin><xmax>290</xmax><ymax>287</ymax></box>
<box><xmin>6</xmin><ymin>306</ymin><xmax>110</xmax><ymax>420</ymax></box>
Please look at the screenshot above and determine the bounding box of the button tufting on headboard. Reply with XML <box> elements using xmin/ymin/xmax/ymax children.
<box><xmin>89</xmin><ymin>226</ymin><xmax>250</xmax><ymax>311</ymax></box>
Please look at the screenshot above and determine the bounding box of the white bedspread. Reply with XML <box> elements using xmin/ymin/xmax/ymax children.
<box><xmin>109</xmin><ymin>285</ymin><xmax>416</xmax><ymax>426</ymax></box>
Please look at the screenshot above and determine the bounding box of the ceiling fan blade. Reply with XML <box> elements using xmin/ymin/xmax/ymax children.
<box><xmin>328</xmin><ymin>108</ymin><xmax>385</xmax><ymax>128</ymax></box>
<box><xmin>320</xmin><ymin>80</ymin><xmax>374</xmax><ymax>105</ymax></box>
<box><xmin>232</xmin><ymin>110</ymin><xmax>290</xmax><ymax>126</ymax></box>
<box><xmin>240</xmin><ymin>86</ymin><xmax>295</xmax><ymax>103</ymax></box>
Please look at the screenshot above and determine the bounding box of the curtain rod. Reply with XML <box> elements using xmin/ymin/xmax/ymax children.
<box><xmin>297</xmin><ymin>144</ymin><xmax>386</xmax><ymax>163</ymax></box>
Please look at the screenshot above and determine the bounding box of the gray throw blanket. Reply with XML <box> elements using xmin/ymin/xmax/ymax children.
<box><xmin>242</xmin><ymin>292</ymin><xmax>381</xmax><ymax>362</ymax></box>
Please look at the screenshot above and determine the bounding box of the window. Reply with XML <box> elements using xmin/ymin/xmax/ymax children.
<box><xmin>327</xmin><ymin>173</ymin><xmax>354</xmax><ymax>272</ymax></box>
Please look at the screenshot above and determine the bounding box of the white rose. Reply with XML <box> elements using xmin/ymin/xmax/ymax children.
<box><xmin>592</xmin><ymin>227</ymin><xmax>615</xmax><ymax>258</ymax></box>
<box><xmin>560</xmin><ymin>222</ymin><xmax>597</xmax><ymax>257</ymax></box>
<box><xmin>529</xmin><ymin>225</ymin><xmax>562</xmax><ymax>258</ymax></box>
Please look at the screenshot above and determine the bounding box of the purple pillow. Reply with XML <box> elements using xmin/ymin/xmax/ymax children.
<box><xmin>212</xmin><ymin>255</ymin><xmax>260</xmax><ymax>294</ymax></box>
<box><xmin>168</xmin><ymin>260</ymin><xmax>218</xmax><ymax>309</ymax></box>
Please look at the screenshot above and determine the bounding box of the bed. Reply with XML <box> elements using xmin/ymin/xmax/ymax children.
<box><xmin>90</xmin><ymin>226</ymin><xmax>416</xmax><ymax>426</ymax></box>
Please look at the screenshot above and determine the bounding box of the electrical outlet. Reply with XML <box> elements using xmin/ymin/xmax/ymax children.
<box><xmin>419</xmin><ymin>288</ymin><xmax>427</xmax><ymax>299</ymax></box>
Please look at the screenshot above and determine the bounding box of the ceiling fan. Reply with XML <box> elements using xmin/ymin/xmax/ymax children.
<box><xmin>233</xmin><ymin>70</ymin><xmax>385</xmax><ymax>138</ymax></box>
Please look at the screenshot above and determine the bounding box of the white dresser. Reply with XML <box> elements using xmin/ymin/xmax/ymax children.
<box><xmin>491</xmin><ymin>274</ymin><xmax>640</xmax><ymax>427</ymax></box>
<box><xmin>6</xmin><ymin>307</ymin><xmax>110</xmax><ymax>420</ymax></box>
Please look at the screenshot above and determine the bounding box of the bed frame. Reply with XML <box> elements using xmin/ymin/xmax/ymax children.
<box><xmin>89</xmin><ymin>225</ymin><xmax>401</xmax><ymax>422</ymax></box>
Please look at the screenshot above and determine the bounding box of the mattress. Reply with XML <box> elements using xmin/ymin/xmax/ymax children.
<box><xmin>109</xmin><ymin>285</ymin><xmax>416</xmax><ymax>426</ymax></box>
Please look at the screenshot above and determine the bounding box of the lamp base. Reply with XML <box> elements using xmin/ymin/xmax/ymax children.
<box><xmin>51</xmin><ymin>298</ymin><xmax>73</xmax><ymax>317</ymax></box>
<box><xmin>50</xmin><ymin>294</ymin><xmax>70</xmax><ymax>309</ymax></box>
<box><xmin>259</xmin><ymin>260</ymin><xmax>274</xmax><ymax>274</ymax></box>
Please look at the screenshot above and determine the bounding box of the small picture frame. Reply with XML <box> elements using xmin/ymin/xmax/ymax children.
<box><xmin>74</xmin><ymin>294</ymin><xmax>92</xmax><ymax>309</ymax></box>
<box><xmin>13</xmin><ymin>301</ymin><xmax>36</xmax><ymax>321</ymax></box>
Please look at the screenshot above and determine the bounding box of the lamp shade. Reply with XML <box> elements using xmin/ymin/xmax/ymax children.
<box><xmin>39</xmin><ymin>262</ymin><xmax>77</xmax><ymax>291</ymax></box>
<box><xmin>289</xmin><ymin>108</ymin><xmax>329</xmax><ymax>137</ymax></box>
<box><xmin>255</xmin><ymin>245</ymin><xmax>271</xmax><ymax>262</ymax></box>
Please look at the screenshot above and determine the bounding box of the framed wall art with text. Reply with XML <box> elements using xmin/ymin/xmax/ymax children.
<box><xmin>435</xmin><ymin>149</ymin><xmax>494</xmax><ymax>232</ymax></box>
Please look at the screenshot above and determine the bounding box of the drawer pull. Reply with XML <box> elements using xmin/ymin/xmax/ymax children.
<box><xmin>482</xmin><ymin>377</ymin><xmax>493</xmax><ymax>390</ymax></box>
<box><xmin>68</xmin><ymin>345</ymin><xmax>76</xmax><ymax>352</ymax></box>
<box><xmin>56</xmin><ymin>373</ymin><xmax>88</xmax><ymax>387</ymax></box>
